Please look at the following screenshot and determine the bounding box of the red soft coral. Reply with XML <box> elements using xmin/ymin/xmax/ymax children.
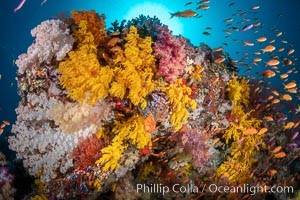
<box><xmin>71</xmin><ymin>135</ymin><xmax>106</xmax><ymax>169</ymax></box>
<box><xmin>153</xmin><ymin>25</ymin><xmax>187</xmax><ymax>83</ymax></box>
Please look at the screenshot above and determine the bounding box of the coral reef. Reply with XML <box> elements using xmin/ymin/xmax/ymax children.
<box><xmin>8</xmin><ymin>10</ymin><xmax>300</xmax><ymax>200</ymax></box>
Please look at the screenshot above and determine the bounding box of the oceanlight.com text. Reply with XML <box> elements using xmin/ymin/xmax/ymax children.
<box><xmin>127</xmin><ymin>183</ymin><xmax>294</xmax><ymax>196</ymax></box>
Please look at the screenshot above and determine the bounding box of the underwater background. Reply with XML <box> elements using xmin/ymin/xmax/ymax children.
<box><xmin>0</xmin><ymin>0</ymin><xmax>300</xmax><ymax>199</ymax></box>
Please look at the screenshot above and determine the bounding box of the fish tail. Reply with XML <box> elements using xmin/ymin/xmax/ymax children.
<box><xmin>169</xmin><ymin>12</ymin><xmax>175</xmax><ymax>19</ymax></box>
<box><xmin>261</xmin><ymin>49</ymin><xmax>265</xmax><ymax>53</ymax></box>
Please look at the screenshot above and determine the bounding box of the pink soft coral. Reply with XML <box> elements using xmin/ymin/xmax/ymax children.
<box><xmin>153</xmin><ymin>25</ymin><xmax>187</xmax><ymax>83</ymax></box>
<box><xmin>71</xmin><ymin>135</ymin><xmax>106</xmax><ymax>169</ymax></box>
<box><xmin>181</xmin><ymin>129</ymin><xmax>212</xmax><ymax>168</ymax></box>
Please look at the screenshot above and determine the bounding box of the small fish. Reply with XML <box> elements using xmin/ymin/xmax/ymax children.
<box><xmin>272</xmin><ymin>90</ymin><xmax>280</xmax><ymax>96</ymax></box>
<box><xmin>281</xmin><ymin>39</ymin><xmax>288</xmax><ymax>43</ymax></box>
<box><xmin>243</xmin><ymin>41</ymin><xmax>254</xmax><ymax>46</ymax></box>
<box><xmin>256</xmin><ymin>36</ymin><xmax>267</xmax><ymax>42</ymax></box>
<box><xmin>41</xmin><ymin>0</ymin><xmax>47</xmax><ymax>5</ymax></box>
<box><xmin>269</xmin><ymin>39</ymin><xmax>276</xmax><ymax>43</ymax></box>
<box><xmin>262</xmin><ymin>69</ymin><xmax>276</xmax><ymax>78</ymax></box>
<box><xmin>254</xmin><ymin>51</ymin><xmax>261</xmax><ymax>55</ymax></box>
<box><xmin>261</xmin><ymin>45</ymin><xmax>276</xmax><ymax>53</ymax></box>
<box><xmin>111</xmin><ymin>31</ymin><xmax>121</xmax><ymax>36</ymax></box>
<box><xmin>107</xmin><ymin>37</ymin><xmax>120</xmax><ymax>47</ymax></box>
<box><xmin>274</xmin><ymin>151</ymin><xmax>286</xmax><ymax>158</ymax></box>
<box><xmin>278</xmin><ymin>47</ymin><xmax>285</xmax><ymax>52</ymax></box>
<box><xmin>280</xmin><ymin>74</ymin><xmax>288</xmax><ymax>79</ymax></box>
<box><xmin>14</xmin><ymin>0</ymin><xmax>26</xmax><ymax>13</ymax></box>
<box><xmin>281</xmin><ymin>94</ymin><xmax>292</xmax><ymax>101</ymax></box>
<box><xmin>243</xmin><ymin>128</ymin><xmax>258</xmax><ymax>135</ymax></box>
<box><xmin>170</xmin><ymin>10</ymin><xmax>197</xmax><ymax>18</ymax></box>
<box><xmin>203</xmin><ymin>31</ymin><xmax>210</xmax><ymax>36</ymax></box>
<box><xmin>253</xmin><ymin>22</ymin><xmax>261</xmax><ymax>27</ymax></box>
<box><xmin>266</xmin><ymin>59</ymin><xmax>279</xmax><ymax>66</ymax></box>
<box><xmin>240</xmin><ymin>24</ymin><xmax>253</xmax><ymax>32</ymax></box>
<box><xmin>276</xmin><ymin>31</ymin><xmax>283</xmax><ymax>37</ymax></box>
<box><xmin>2</xmin><ymin>120</ymin><xmax>10</xmax><ymax>126</ymax></box>
<box><xmin>184</xmin><ymin>1</ymin><xmax>193</xmax><ymax>6</ymax></box>
<box><xmin>213</xmin><ymin>47</ymin><xmax>223</xmax><ymax>52</ymax></box>
<box><xmin>229</xmin><ymin>2</ymin><xmax>235</xmax><ymax>7</ymax></box>
<box><xmin>258</xmin><ymin>127</ymin><xmax>268</xmax><ymax>135</ymax></box>
<box><xmin>283</xmin><ymin>59</ymin><xmax>293</xmax><ymax>65</ymax></box>
<box><xmin>253</xmin><ymin>58</ymin><xmax>262</xmax><ymax>62</ymax></box>
<box><xmin>224</xmin><ymin>18</ymin><xmax>234</xmax><ymax>23</ymax></box>
<box><xmin>287</xmin><ymin>49</ymin><xmax>295</xmax><ymax>56</ymax></box>
<box><xmin>287</xmin><ymin>88</ymin><xmax>297</xmax><ymax>93</ymax></box>
<box><xmin>214</xmin><ymin>57</ymin><xmax>225</xmax><ymax>64</ymax></box>
<box><xmin>284</xmin><ymin>81</ymin><xmax>296</xmax><ymax>89</ymax></box>
<box><xmin>284</xmin><ymin>122</ymin><xmax>295</xmax><ymax>129</ymax></box>
<box><xmin>251</xmin><ymin>5</ymin><xmax>260</xmax><ymax>10</ymax></box>
<box><xmin>291</xmin><ymin>132</ymin><xmax>299</xmax><ymax>140</ymax></box>
<box><xmin>268</xmin><ymin>169</ymin><xmax>277</xmax><ymax>176</ymax></box>
<box><xmin>272</xmin><ymin>99</ymin><xmax>280</xmax><ymax>104</ymax></box>
<box><xmin>223</xmin><ymin>30</ymin><xmax>232</xmax><ymax>34</ymax></box>
<box><xmin>197</xmin><ymin>5</ymin><xmax>210</xmax><ymax>10</ymax></box>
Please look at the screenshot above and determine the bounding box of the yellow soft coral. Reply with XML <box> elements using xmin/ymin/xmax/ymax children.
<box><xmin>161</xmin><ymin>79</ymin><xmax>197</xmax><ymax>131</ymax></box>
<box><xmin>96</xmin><ymin>141</ymin><xmax>126</xmax><ymax>172</ymax></box>
<box><xmin>110</xmin><ymin>26</ymin><xmax>157</xmax><ymax>108</ymax></box>
<box><xmin>59</xmin><ymin>20</ymin><xmax>114</xmax><ymax>104</ymax></box>
<box><xmin>96</xmin><ymin>115</ymin><xmax>152</xmax><ymax>171</ymax></box>
<box><xmin>31</xmin><ymin>195</ymin><xmax>48</xmax><ymax>200</ymax></box>
<box><xmin>216</xmin><ymin>77</ymin><xmax>264</xmax><ymax>184</ymax></box>
<box><xmin>71</xmin><ymin>10</ymin><xmax>107</xmax><ymax>45</ymax></box>
<box><xmin>226</xmin><ymin>77</ymin><xmax>250</xmax><ymax>106</ymax></box>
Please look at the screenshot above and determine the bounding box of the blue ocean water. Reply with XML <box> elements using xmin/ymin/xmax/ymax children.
<box><xmin>0</xmin><ymin>0</ymin><xmax>300</xmax><ymax>198</ymax></box>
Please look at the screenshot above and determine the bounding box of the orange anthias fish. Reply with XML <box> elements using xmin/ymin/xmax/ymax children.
<box><xmin>272</xmin><ymin>146</ymin><xmax>282</xmax><ymax>153</ymax></box>
<box><xmin>274</xmin><ymin>151</ymin><xmax>286</xmax><ymax>158</ymax></box>
<box><xmin>170</xmin><ymin>10</ymin><xmax>197</xmax><ymax>18</ymax></box>
<box><xmin>262</xmin><ymin>69</ymin><xmax>276</xmax><ymax>78</ymax></box>
<box><xmin>266</xmin><ymin>59</ymin><xmax>280</xmax><ymax>66</ymax></box>
<box><xmin>284</xmin><ymin>81</ymin><xmax>297</xmax><ymax>89</ymax></box>
<box><xmin>258</xmin><ymin>127</ymin><xmax>268</xmax><ymax>135</ymax></box>
<box><xmin>261</xmin><ymin>45</ymin><xmax>276</xmax><ymax>53</ymax></box>
<box><xmin>243</xmin><ymin>128</ymin><xmax>258</xmax><ymax>135</ymax></box>
<box><xmin>281</xmin><ymin>94</ymin><xmax>292</xmax><ymax>101</ymax></box>
<box><xmin>214</xmin><ymin>57</ymin><xmax>226</xmax><ymax>64</ymax></box>
<box><xmin>256</xmin><ymin>36</ymin><xmax>267</xmax><ymax>42</ymax></box>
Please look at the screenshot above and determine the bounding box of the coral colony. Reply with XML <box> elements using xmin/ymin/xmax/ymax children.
<box><xmin>6</xmin><ymin>10</ymin><xmax>300</xmax><ymax>199</ymax></box>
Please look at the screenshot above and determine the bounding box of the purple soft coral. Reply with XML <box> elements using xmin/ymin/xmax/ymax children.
<box><xmin>181</xmin><ymin>129</ymin><xmax>212</xmax><ymax>168</ymax></box>
<box><xmin>153</xmin><ymin>25</ymin><xmax>187</xmax><ymax>83</ymax></box>
<box><xmin>0</xmin><ymin>167</ymin><xmax>14</xmax><ymax>187</ymax></box>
